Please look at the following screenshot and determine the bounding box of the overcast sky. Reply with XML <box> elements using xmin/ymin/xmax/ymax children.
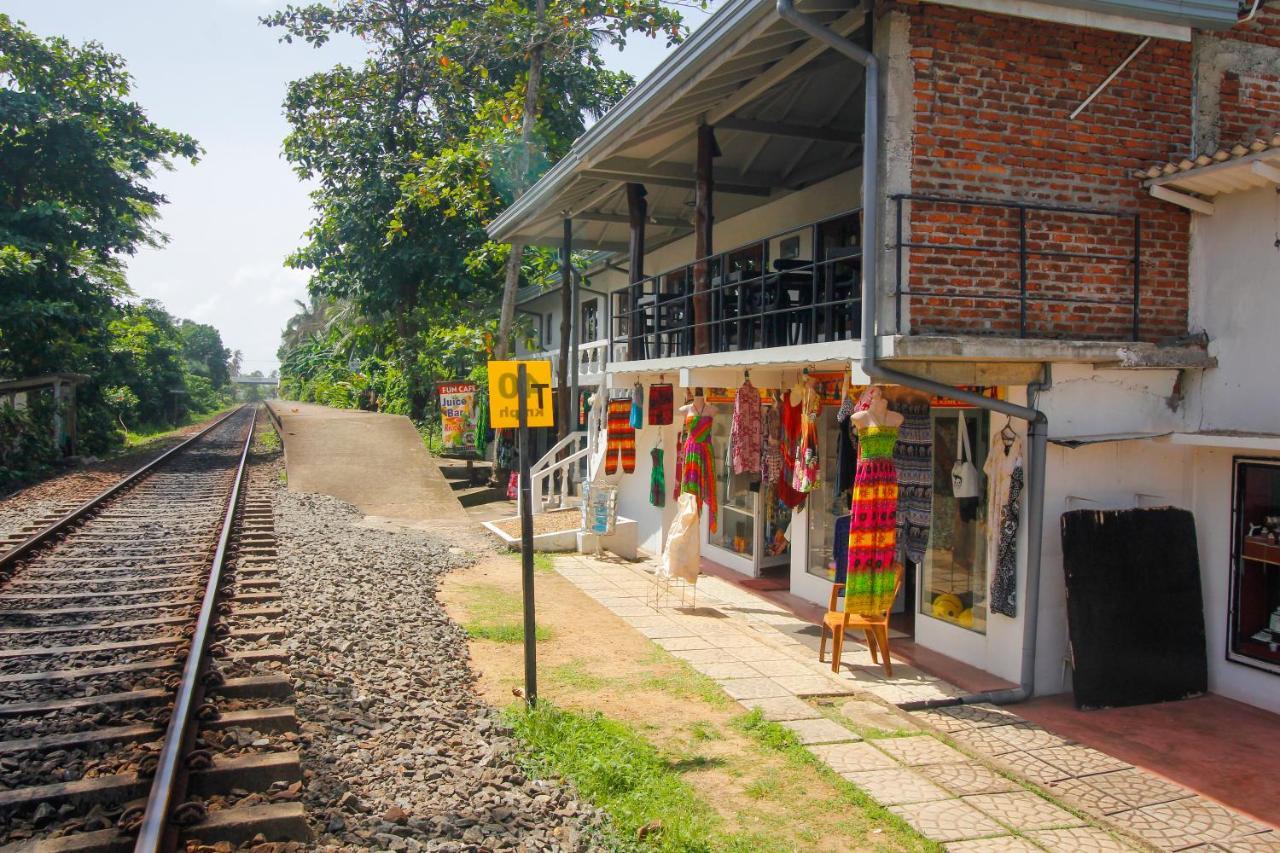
<box><xmin>8</xmin><ymin>1</ymin><xmax>709</xmax><ymax>373</ymax></box>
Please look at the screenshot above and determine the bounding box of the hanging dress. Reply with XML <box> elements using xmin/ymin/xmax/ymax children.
<box><xmin>731</xmin><ymin>380</ymin><xmax>762</xmax><ymax>475</ymax></box>
<box><xmin>776</xmin><ymin>391</ymin><xmax>807</xmax><ymax>509</ymax></box>
<box><xmin>791</xmin><ymin>386</ymin><xmax>820</xmax><ymax>493</ymax></box>
<box><xmin>893</xmin><ymin>396</ymin><xmax>934</xmax><ymax>567</ymax></box>
<box><xmin>679</xmin><ymin>413</ymin><xmax>718</xmax><ymax>532</ymax></box>
<box><xmin>760</xmin><ymin>404</ymin><xmax>782</xmax><ymax>487</ymax></box>
<box><xmin>845</xmin><ymin>425</ymin><xmax>901</xmax><ymax>615</ymax></box>
<box><xmin>650</xmin><ymin>446</ymin><xmax>666</xmax><ymax>508</ymax></box>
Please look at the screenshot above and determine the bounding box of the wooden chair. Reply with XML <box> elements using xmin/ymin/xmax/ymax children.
<box><xmin>819</xmin><ymin>564</ymin><xmax>904</xmax><ymax>677</ymax></box>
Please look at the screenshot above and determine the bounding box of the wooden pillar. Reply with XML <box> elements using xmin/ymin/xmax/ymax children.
<box><xmin>693</xmin><ymin>124</ymin><xmax>719</xmax><ymax>355</ymax></box>
<box><xmin>626</xmin><ymin>183</ymin><xmax>647</xmax><ymax>360</ymax></box>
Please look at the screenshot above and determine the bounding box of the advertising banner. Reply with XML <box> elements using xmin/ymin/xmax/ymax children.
<box><xmin>437</xmin><ymin>381</ymin><xmax>479</xmax><ymax>454</ymax></box>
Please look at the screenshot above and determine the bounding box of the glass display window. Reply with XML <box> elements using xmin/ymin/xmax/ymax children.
<box><xmin>807</xmin><ymin>407</ymin><xmax>848</xmax><ymax>581</ymax></box>
<box><xmin>709</xmin><ymin>415</ymin><xmax>756</xmax><ymax>559</ymax></box>
<box><xmin>921</xmin><ymin>408</ymin><xmax>990</xmax><ymax>634</ymax></box>
<box><xmin>1229</xmin><ymin>457</ymin><xmax>1280</xmax><ymax>674</ymax></box>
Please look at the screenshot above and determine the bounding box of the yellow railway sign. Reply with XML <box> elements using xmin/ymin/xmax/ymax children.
<box><xmin>488</xmin><ymin>360</ymin><xmax>554</xmax><ymax>428</ymax></box>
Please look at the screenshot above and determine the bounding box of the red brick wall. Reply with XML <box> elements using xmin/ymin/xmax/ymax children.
<box><xmin>898</xmin><ymin>3</ymin><xmax>1191</xmax><ymax>341</ymax></box>
<box><xmin>1214</xmin><ymin>6</ymin><xmax>1280</xmax><ymax>145</ymax></box>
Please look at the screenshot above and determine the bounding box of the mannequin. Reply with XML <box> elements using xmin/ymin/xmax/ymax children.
<box><xmin>850</xmin><ymin>385</ymin><xmax>904</xmax><ymax>431</ymax></box>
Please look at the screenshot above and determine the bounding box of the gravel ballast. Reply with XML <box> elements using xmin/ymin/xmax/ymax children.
<box><xmin>275</xmin><ymin>488</ymin><xmax>603</xmax><ymax>852</ymax></box>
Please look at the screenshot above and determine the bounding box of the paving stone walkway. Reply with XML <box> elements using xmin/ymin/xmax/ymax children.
<box><xmin>550</xmin><ymin>552</ymin><xmax>1280</xmax><ymax>852</ymax></box>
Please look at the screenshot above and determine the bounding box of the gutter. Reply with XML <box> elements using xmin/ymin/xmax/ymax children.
<box><xmin>776</xmin><ymin>0</ymin><xmax>1051</xmax><ymax>709</ymax></box>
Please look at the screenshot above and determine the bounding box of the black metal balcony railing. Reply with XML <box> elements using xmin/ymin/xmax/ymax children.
<box><xmin>610</xmin><ymin>209</ymin><xmax>864</xmax><ymax>361</ymax></box>
<box><xmin>892</xmin><ymin>195</ymin><xmax>1143</xmax><ymax>341</ymax></box>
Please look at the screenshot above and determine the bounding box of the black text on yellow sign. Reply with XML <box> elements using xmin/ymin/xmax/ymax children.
<box><xmin>488</xmin><ymin>361</ymin><xmax>554</xmax><ymax>428</ymax></box>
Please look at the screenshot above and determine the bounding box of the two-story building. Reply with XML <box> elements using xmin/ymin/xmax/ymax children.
<box><xmin>488</xmin><ymin>0</ymin><xmax>1280</xmax><ymax>714</ymax></box>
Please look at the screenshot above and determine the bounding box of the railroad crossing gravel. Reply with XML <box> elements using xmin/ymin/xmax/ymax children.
<box><xmin>275</xmin><ymin>488</ymin><xmax>605</xmax><ymax>852</ymax></box>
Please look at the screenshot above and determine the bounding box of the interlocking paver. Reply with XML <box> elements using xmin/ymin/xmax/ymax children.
<box><xmin>694</xmin><ymin>661</ymin><xmax>766</xmax><ymax>679</ymax></box>
<box><xmin>871</xmin><ymin>736</ymin><xmax>971</xmax><ymax>767</ymax></box>
<box><xmin>811</xmin><ymin>741</ymin><xmax>898</xmax><ymax>773</ymax></box>
<box><xmin>1109</xmin><ymin>797</ymin><xmax>1271</xmax><ymax>850</ymax></box>
<box><xmin>988</xmin><ymin>722</ymin><xmax>1074</xmax><ymax>751</ymax></box>
<box><xmin>1209</xmin><ymin>832</ymin><xmax>1280</xmax><ymax>852</ymax></box>
<box><xmin>749</xmin><ymin>658</ymin><xmax>822</xmax><ymax>678</ymax></box>
<box><xmin>718</xmin><ymin>677</ymin><xmax>790</xmax><ymax>700</ymax></box>
<box><xmin>840</xmin><ymin>698</ymin><xmax>921</xmax><ymax>733</ymax></box>
<box><xmin>935</xmin><ymin>703</ymin><xmax>1023</xmax><ymax>728</ymax></box>
<box><xmin>772</xmin><ymin>674</ymin><xmax>856</xmax><ymax>696</ymax></box>
<box><xmin>654</xmin><ymin>636</ymin><xmax>714</xmax><ymax>651</ymax></box>
<box><xmin>1027</xmin><ymin>826</ymin><xmax>1140</xmax><ymax>851</ymax></box>
<box><xmin>739</xmin><ymin>695</ymin><xmax>821</xmax><ymax>721</ymax></box>
<box><xmin>1070</xmin><ymin>768</ymin><xmax>1192</xmax><ymax>809</ymax></box>
<box><xmin>1029</xmin><ymin>745</ymin><xmax>1131</xmax><ymax>777</ymax></box>
<box><xmin>964</xmin><ymin>791</ymin><xmax>1085</xmax><ymax>831</ymax></box>
<box><xmin>781</xmin><ymin>716</ymin><xmax>860</xmax><ymax>745</ymax></box>
<box><xmin>889</xmin><ymin>798</ymin><xmax>1005</xmax><ymax>842</ymax></box>
<box><xmin>923</xmin><ymin>761</ymin><xmax>1021</xmax><ymax>796</ymax></box>
<box><xmin>841</xmin><ymin>767</ymin><xmax>950</xmax><ymax>805</ymax></box>
<box><xmin>1044</xmin><ymin>776</ymin><xmax>1133</xmax><ymax>814</ymax></box>
<box><xmin>993</xmin><ymin>751</ymin><xmax>1074</xmax><ymax>785</ymax></box>
<box><xmin>952</xmin><ymin>726</ymin><xmax>1025</xmax><ymax>756</ymax></box>
<box><xmin>945</xmin><ymin>837</ymin><xmax>1042</xmax><ymax>851</ymax></box>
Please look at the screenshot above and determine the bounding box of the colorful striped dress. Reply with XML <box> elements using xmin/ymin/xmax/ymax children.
<box><xmin>679</xmin><ymin>413</ymin><xmax>718</xmax><ymax>533</ymax></box>
<box><xmin>845</xmin><ymin>425</ymin><xmax>900</xmax><ymax>614</ymax></box>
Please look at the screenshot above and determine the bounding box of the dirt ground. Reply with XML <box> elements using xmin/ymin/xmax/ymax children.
<box><xmin>489</xmin><ymin>510</ymin><xmax>581</xmax><ymax>538</ymax></box>
<box><xmin>440</xmin><ymin>554</ymin><xmax>926</xmax><ymax>852</ymax></box>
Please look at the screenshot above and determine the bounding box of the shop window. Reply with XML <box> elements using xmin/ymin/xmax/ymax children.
<box><xmin>808</xmin><ymin>407</ymin><xmax>847</xmax><ymax>580</ymax></box>
<box><xmin>921</xmin><ymin>409</ymin><xmax>989</xmax><ymax>634</ymax></box>
<box><xmin>1229</xmin><ymin>458</ymin><xmax>1280</xmax><ymax>674</ymax></box>
<box><xmin>710</xmin><ymin>416</ymin><xmax>756</xmax><ymax>558</ymax></box>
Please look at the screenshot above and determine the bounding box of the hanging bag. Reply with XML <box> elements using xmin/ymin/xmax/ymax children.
<box><xmin>951</xmin><ymin>410</ymin><xmax>981</xmax><ymax>499</ymax></box>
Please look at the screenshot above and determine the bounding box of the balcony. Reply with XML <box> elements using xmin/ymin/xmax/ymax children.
<box><xmin>610</xmin><ymin>210</ymin><xmax>864</xmax><ymax>363</ymax></box>
<box><xmin>530</xmin><ymin>338</ymin><xmax>610</xmax><ymax>387</ymax></box>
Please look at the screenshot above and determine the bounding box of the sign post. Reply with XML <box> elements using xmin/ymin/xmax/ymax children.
<box><xmin>516</xmin><ymin>363</ymin><xmax>537</xmax><ymax>707</ymax></box>
<box><xmin>489</xmin><ymin>360</ymin><xmax>551</xmax><ymax>708</ymax></box>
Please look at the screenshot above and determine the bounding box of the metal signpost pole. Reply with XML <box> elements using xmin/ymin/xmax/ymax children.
<box><xmin>516</xmin><ymin>363</ymin><xmax>538</xmax><ymax>706</ymax></box>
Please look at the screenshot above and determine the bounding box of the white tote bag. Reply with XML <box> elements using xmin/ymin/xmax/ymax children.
<box><xmin>951</xmin><ymin>410</ymin><xmax>982</xmax><ymax>499</ymax></box>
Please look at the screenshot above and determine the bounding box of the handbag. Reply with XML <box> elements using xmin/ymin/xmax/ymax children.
<box><xmin>951</xmin><ymin>410</ymin><xmax>981</xmax><ymax>499</ymax></box>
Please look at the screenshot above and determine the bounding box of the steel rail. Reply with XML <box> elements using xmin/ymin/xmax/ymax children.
<box><xmin>134</xmin><ymin>405</ymin><xmax>259</xmax><ymax>852</ymax></box>
<box><xmin>0</xmin><ymin>406</ymin><xmax>246</xmax><ymax>573</ymax></box>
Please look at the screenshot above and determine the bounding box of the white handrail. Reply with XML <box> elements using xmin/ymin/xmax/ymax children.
<box><xmin>519</xmin><ymin>392</ymin><xmax>603</xmax><ymax>515</ymax></box>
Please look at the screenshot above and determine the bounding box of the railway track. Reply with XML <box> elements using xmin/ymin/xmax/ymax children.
<box><xmin>0</xmin><ymin>406</ymin><xmax>307</xmax><ymax>852</ymax></box>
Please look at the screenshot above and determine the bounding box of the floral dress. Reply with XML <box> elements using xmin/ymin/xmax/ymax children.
<box><xmin>790</xmin><ymin>386</ymin><xmax>820</xmax><ymax>493</ymax></box>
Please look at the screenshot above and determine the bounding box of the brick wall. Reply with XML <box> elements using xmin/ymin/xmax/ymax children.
<box><xmin>898</xmin><ymin>3</ymin><xmax>1191</xmax><ymax>341</ymax></box>
<box><xmin>1212</xmin><ymin>6</ymin><xmax>1280</xmax><ymax>146</ymax></box>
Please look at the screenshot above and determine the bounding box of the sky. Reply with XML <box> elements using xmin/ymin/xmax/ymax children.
<box><xmin>7</xmin><ymin>1</ymin><xmax>710</xmax><ymax>374</ymax></box>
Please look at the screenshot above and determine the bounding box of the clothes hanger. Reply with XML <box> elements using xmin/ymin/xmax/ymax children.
<box><xmin>1000</xmin><ymin>415</ymin><xmax>1017</xmax><ymax>453</ymax></box>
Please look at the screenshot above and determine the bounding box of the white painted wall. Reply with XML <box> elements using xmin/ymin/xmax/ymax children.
<box><xmin>1185</xmin><ymin>186</ymin><xmax>1280</xmax><ymax>433</ymax></box>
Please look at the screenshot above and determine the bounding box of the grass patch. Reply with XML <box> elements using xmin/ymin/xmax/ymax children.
<box><xmin>254</xmin><ymin>428</ymin><xmax>281</xmax><ymax>454</ymax></box>
<box><xmin>505</xmin><ymin>701</ymin><xmax>719</xmax><ymax>852</ymax></box>
<box><xmin>533</xmin><ymin>552</ymin><xmax>556</xmax><ymax>573</ymax></box>
<box><xmin>731</xmin><ymin>709</ymin><xmax>944</xmax><ymax>852</ymax></box>
<box><xmin>466</xmin><ymin>622</ymin><xmax>551</xmax><ymax>643</ymax></box>
<box><xmin>639</xmin><ymin>649</ymin><xmax>731</xmax><ymax>709</ymax></box>
<box><xmin>546</xmin><ymin>661</ymin><xmax>610</xmax><ymax>691</ymax></box>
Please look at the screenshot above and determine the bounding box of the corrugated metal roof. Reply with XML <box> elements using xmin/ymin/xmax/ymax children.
<box><xmin>1141</xmin><ymin>134</ymin><xmax>1280</xmax><ymax>196</ymax></box>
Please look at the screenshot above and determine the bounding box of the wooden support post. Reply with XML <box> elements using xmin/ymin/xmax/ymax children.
<box><xmin>558</xmin><ymin>218</ymin><xmax>573</xmax><ymax>443</ymax></box>
<box><xmin>517</xmin><ymin>363</ymin><xmax>537</xmax><ymax>707</ymax></box>
<box><xmin>693</xmin><ymin>124</ymin><xmax>719</xmax><ymax>355</ymax></box>
<box><xmin>626</xmin><ymin>183</ymin><xmax>647</xmax><ymax>360</ymax></box>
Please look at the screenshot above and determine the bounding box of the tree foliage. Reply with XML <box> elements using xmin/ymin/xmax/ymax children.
<box><xmin>0</xmin><ymin>15</ymin><xmax>232</xmax><ymax>485</ymax></box>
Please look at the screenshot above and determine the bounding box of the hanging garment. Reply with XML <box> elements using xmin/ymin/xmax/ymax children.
<box><xmin>630</xmin><ymin>382</ymin><xmax>645</xmax><ymax>430</ymax></box>
<box><xmin>679</xmin><ymin>413</ymin><xmax>718</xmax><ymax>532</ymax></box>
<box><xmin>474</xmin><ymin>393</ymin><xmax>489</xmax><ymax>456</ymax></box>
<box><xmin>835</xmin><ymin>419</ymin><xmax>858</xmax><ymax>494</ymax></box>
<box><xmin>650</xmin><ymin>446</ymin><xmax>666</xmax><ymax>507</ymax></box>
<box><xmin>893</xmin><ymin>396</ymin><xmax>934</xmax><ymax>566</ymax></box>
<box><xmin>731</xmin><ymin>380</ymin><xmax>762</xmax><ymax>475</ymax></box>
<box><xmin>846</xmin><ymin>425</ymin><xmax>900</xmax><ymax>615</ymax></box>
<box><xmin>506</xmin><ymin>470</ymin><xmax>519</xmax><ymax>501</ymax></box>
<box><xmin>760</xmin><ymin>404</ymin><xmax>783</xmax><ymax>488</ymax></box>
<box><xmin>776</xmin><ymin>391</ymin><xmax>807</xmax><ymax>509</ymax></box>
<box><xmin>791</xmin><ymin>386</ymin><xmax>821</xmax><ymax>493</ymax></box>
<box><xmin>660</xmin><ymin>492</ymin><xmax>702</xmax><ymax>584</ymax></box>
<box><xmin>672</xmin><ymin>418</ymin><xmax>690</xmax><ymax>501</ymax></box>
<box><xmin>577</xmin><ymin>389</ymin><xmax>591</xmax><ymax>431</ymax></box>
<box><xmin>604</xmin><ymin>397</ymin><xmax>636</xmax><ymax>474</ymax></box>
<box><xmin>495</xmin><ymin>429</ymin><xmax>517</xmax><ymax>469</ymax></box>
<box><xmin>984</xmin><ymin>433</ymin><xmax>1025</xmax><ymax>617</ymax></box>
<box><xmin>833</xmin><ymin>514</ymin><xmax>851</xmax><ymax>585</ymax></box>
<box><xmin>648</xmin><ymin>383</ymin><xmax>674</xmax><ymax>426</ymax></box>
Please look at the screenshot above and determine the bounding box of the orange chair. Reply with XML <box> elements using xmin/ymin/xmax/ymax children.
<box><xmin>818</xmin><ymin>565</ymin><xmax>904</xmax><ymax>677</ymax></box>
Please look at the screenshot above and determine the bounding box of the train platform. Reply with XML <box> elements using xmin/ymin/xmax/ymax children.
<box><xmin>265</xmin><ymin>401</ymin><xmax>460</xmax><ymax>528</ymax></box>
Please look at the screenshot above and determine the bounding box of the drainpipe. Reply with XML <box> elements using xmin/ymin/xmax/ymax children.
<box><xmin>776</xmin><ymin>0</ymin><xmax>1051</xmax><ymax>708</ymax></box>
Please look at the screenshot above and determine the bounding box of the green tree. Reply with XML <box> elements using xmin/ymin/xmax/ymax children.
<box><xmin>0</xmin><ymin>14</ymin><xmax>200</xmax><ymax>451</ymax></box>
<box><xmin>178</xmin><ymin>319</ymin><xmax>233</xmax><ymax>390</ymax></box>
<box><xmin>108</xmin><ymin>300</ymin><xmax>188</xmax><ymax>425</ymax></box>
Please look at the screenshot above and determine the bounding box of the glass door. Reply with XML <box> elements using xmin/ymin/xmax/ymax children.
<box><xmin>1229</xmin><ymin>458</ymin><xmax>1280</xmax><ymax>674</ymax></box>
<box><xmin>708</xmin><ymin>415</ymin><xmax>758</xmax><ymax>572</ymax></box>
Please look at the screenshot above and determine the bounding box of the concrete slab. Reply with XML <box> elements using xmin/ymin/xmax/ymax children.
<box><xmin>738</xmin><ymin>695</ymin><xmax>821</xmax><ymax>721</ymax></box>
<box><xmin>964</xmin><ymin>791</ymin><xmax>1085</xmax><ymax>831</ymax></box>
<box><xmin>888</xmin><ymin>798</ymin><xmax>1004</xmax><ymax>842</ymax></box>
<box><xmin>1027</xmin><ymin>826</ymin><xmax>1139</xmax><ymax>852</ymax></box>
<box><xmin>840</xmin><ymin>768</ymin><xmax>950</xmax><ymax>806</ymax></box>
<box><xmin>780</xmin><ymin>717</ymin><xmax>859</xmax><ymax>745</ymax></box>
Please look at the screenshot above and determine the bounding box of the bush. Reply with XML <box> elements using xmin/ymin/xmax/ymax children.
<box><xmin>0</xmin><ymin>398</ymin><xmax>62</xmax><ymax>490</ymax></box>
